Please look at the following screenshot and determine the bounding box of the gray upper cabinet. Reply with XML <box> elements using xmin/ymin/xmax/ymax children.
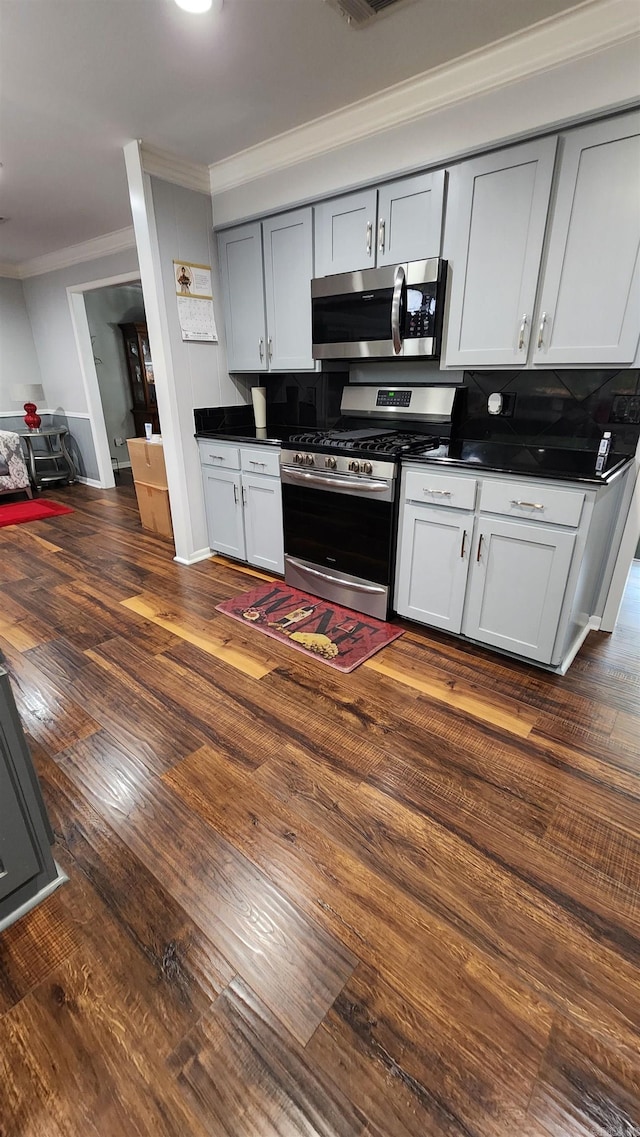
<box><xmin>217</xmin><ymin>223</ymin><xmax>268</xmax><ymax>373</ymax></box>
<box><xmin>263</xmin><ymin>209</ymin><xmax>314</xmax><ymax>371</ymax></box>
<box><xmin>442</xmin><ymin>137</ymin><xmax>558</xmax><ymax>368</ymax></box>
<box><xmin>314</xmin><ymin>175</ymin><xmax>445</xmax><ymax>277</ymax></box>
<box><xmin>314</xmin><ymin>188</ymin><xmax>378</xmax><ymax>277</ymax></box>
<box><xmin>533</xmin><ymin>112</ymin><xmax>640</xmax><ymax>366</ymax></box>
<box><xmin>218</xmin><ymin>209</ymin><xmax>315</xmax><ymax>373</ymax></box>
<box><xmin>377</xmin><ymin>171</ymin><xmax>445</xmax><ymax>267</ymax></box>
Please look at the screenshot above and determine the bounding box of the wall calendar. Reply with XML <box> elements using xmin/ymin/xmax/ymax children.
<box><xmin>173</xmin><ymin>260</ymin><xmax>218</xmax><ymax>342</ymax></box>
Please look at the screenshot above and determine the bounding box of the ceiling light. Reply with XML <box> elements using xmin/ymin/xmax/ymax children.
<box><xmin>174</xmin><ymin>0</ymin><xmax>222</xmax><ymax>13</ymax></box>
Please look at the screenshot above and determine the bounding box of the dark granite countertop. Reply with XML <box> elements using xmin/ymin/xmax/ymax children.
<box><xmin>401</xmin><ymin>440</ymin><xmax>634</xmax><ymax>486</ymax></box>
<box><xmin>196</xmin><ymin>425</ymin><xmax>285</xmax><ymax>446</ymax></box>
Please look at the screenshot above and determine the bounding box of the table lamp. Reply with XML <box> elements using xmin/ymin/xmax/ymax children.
<box><xmin>11</xmin><ymin>384</ymin><xmax>46</xmax><ymax>430</ymax></box>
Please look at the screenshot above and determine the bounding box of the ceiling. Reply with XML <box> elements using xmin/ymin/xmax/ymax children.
<box><xmin>0</xmin><ymin>0</ymin><xmax>589</xmax><ymax>266</ymax></box>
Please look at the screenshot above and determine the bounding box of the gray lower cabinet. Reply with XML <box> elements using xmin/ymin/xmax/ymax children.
<box><xmin>461</xmin><ymin>518</ymin><xmax>577</xmax><ymax>663</ymax></box>
<box><xmin>0</xmin><ymin>664</ymin><xmax>61</xmax><ymax>930</ymax></box>
<box><xmin>395</xmin><ymin>503</ymin><xmax>471</xmax><ymax>633</ymax></box>
<box><xmin>395</xmin><ymin>463</ymin><xmax>631</xmax><ymax>669</ymax></box>
<box><xmin>199</xmin><ymin>441</ymin><xmax>284</xmax><ymax>574</ymax></box>
<box><xmin>202</xmin><ymin>466</ymin><xmax>245</xmax><ymax>561</ymax></box>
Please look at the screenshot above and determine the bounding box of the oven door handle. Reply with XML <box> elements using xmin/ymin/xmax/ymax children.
<box><xmin>282</xmin><ymin>469</ymin><xmax>390</xmax><ymax>492</ymax></box>
<box><xmin>287</xmin><ymin>558</ymin><xmax>387</xmax><ymax>595</ymax></box>
<box><xmin>391</xmin><ymin>264</ymin><xmax>405</xmax><ymax>355</ymax></box>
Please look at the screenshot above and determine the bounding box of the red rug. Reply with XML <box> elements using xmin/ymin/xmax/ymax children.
<box><xmin>216</xmin><ymin>580</ymin><xmax>403</xmax><ymax>673</ymax></box>
<box><xmin>0</xmin><ymin>499</ymin><xmax>74</xmax><ymax>529</ymax></box>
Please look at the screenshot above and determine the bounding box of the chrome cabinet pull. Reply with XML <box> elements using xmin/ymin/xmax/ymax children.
<box><xmin>378</xmin><ymin>219</ymin><xmax>385</xmax><ymax>253</ymax></box>
<box><xmin>518</xmin><ymin>314</ymin><xmax>528</xmax><ymax>350</ymax></box>
<box><xmin>242</xmin><ymin>486</ymin><xmax>247</xmax><ymax>506</ymax></box>
<box><xmin>258</xmin><ymin>338</ymin><xmax>264</xmax><ymax>362</ymax></box>
<box><xmin>422</xmin><ymin>487</ymin><xmax>451</xmax><ymax>496</ymax></box>
<box><xmin>233</xmin><ymin>483</ymin><xmax>238</xmax><ymax>504</ymax></box>
<box><xmin>537</xmin><ymin>312</ymin><xmax>547</xmax><ymax>350</ymax></box>
<box><xmin>460</xmin><ymin>530</ymin><xmax>467</xmax><ymax>559</ymax></box>
<box><xmin>476</xmin><ymin>534</ymin><xmax>483</xmax><ymax>562</ymax></box>
<box><xmin>209</xmin><ymin>453</ymin><xmax>225</xmax><ymax>462</ymax></box>
<box><xmin>366</xmin><ymin>221</ymin><xmax>373</xmax><ymax>256</ymax></box>
<box><xmin>268</xmin><ymin>337</ymin><xmax>273</xmax><ymax>361</ymax></box>
<box><xmin>511</xmin><ymin>499</ymin><xmax>544</xmax><ymax>510</ymax></box>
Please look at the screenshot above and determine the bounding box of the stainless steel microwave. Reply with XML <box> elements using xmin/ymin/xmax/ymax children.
<box><xmin>311</xmin><ymin>258</ymin><xmax>447</xmax><ymax>361</ymax></box>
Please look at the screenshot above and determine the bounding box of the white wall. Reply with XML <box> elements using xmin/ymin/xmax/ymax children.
<box><xmin>84</xmin><ymin>283</ymin><xmax>144</xmax><ymax>461</ymax></box>
<box><xmin>0</xmin><ymin>276</ymin><xmax>43</xmax><ymax>412</ymax></box>
<box><xmin>19</xmin><ymin>247</ymin><xmax>140</xmax><ymax>478</ymax></box>
<box><xmin>211</xmin><ymin>38</ymin><xmax>640</xmax><ymax>227</ymax></box>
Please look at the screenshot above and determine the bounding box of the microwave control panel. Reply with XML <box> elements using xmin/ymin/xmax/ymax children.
<box><xmin>405</xmin><ymin>284</ymin><xmax>437</xmax><ymax>340</ymax></box>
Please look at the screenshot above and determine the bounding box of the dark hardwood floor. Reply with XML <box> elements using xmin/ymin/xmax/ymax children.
<box><xmin>1</xmin><ymin>475</ymin><xmax>639</xmax><ymax>1136</ymax></box>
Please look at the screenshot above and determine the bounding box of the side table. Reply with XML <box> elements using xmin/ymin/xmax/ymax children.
<box><xmin>19</xmin><ymin>427</ymin><xmax>77</xmax><ymax>490</ymax></box>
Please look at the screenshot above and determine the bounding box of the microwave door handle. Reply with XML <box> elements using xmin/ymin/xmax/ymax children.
<box><xmin>391</xmin><ymin>265</ymin><xmax>405</xmax><ymax>355</ymax></box>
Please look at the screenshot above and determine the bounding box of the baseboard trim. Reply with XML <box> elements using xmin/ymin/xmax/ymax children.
<box><xmin>76</xmin><ymin>476</ymin><xmax>103</xmax><ymax>488</ymax></box>
<box><xmin>557</xmin><ymin>617</ymin><xmax>599</xmax><ymax>675</ymax></box>
<box><xmin>173</xmin><ymin>547</ymin><xmax>212</xmax><ymax>566</ymax></box>
<box><xmin>0</xmin><ymin>862</ymin><xmax>68</xmax><ymax>934</ymax></box>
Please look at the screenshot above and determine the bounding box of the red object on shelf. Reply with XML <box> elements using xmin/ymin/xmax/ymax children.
<box><xmin>22</xmin><ymin>402</ymin><xmax>41</xmax><ymax>430</ymax></box>
<box><xmin>0</xmin><ymin>499</ymin><xmax>74</xmax><ymax>529</ymax></box>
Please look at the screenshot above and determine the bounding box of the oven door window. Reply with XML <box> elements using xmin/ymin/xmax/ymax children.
<box><xmin>283</xmin><ymin>483</ymin><xmax>393</xmax><ymax>585</ymax></box>
<box><xmin>312</xmin><ymin>288</ymin><xmax>393</xmax><ymax>345</ymax></box>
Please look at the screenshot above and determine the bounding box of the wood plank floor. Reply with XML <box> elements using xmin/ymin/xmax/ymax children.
<box><xmin>1</xmin><ymin>475</ymin><xmax>639</xmax><ymax>1137</ymax></box>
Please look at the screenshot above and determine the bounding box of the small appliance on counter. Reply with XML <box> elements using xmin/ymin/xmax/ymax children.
<box><xmin>280</xmin><ymin>384</ymin><xmax>461</xmax><ymax>619</ymax></box>
<box><xmin>311</xmin><ymin>259</ymin><xmax>447</xmax><ymax>361</ymax></box>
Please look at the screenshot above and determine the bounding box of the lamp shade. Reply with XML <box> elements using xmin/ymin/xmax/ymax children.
<box><xmin>11</xmin><ymin>384</ymin><xmax>45</xmax><ymax>405</ymax></box>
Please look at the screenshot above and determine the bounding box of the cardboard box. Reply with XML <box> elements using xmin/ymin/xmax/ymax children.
<box><xmin>133</xmin><ymin>480</ymin><xmax>173</xmax><ymax>539</ymax></box>
<box><xmin>127</xmin><ymin>438</ymin><xmax>167</xmax><ymax>488</ymax></box>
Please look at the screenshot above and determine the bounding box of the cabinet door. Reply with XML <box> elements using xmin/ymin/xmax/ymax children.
<box><xmin>395</xmin><ymin>504</ymin><xmax>472</xmax><ymax>633</ymax></box>
<box><xmin>377</xmin><ymin>171</ymin><xmax>445</xmax><ymax>266</ymax></box>
<box><xmin>443</xmin><ymin>137</ymin><xmax>557</xmax><ymax>367</ymax></box>
<box><xmin>314</xmin><ymin>189</ymin><xmax>378</xmax><ymax>277</ymax></box>
<box><xmin>0</xmin><ymin>751</ymin><xmax>40</xmax><ymax>904</ymax></box>
<box><xmin>263</xmin><ymin>209</ymin><xmax>315</xmax><ymax>371</ymax></box>
<box><xmin>217</xmin><ymin>224</ymin><xmax>268</xmax><ymax>372</ymax></box>
<box><xmin>463</xmin><ymin>519</ymin><xmax>576</xmax><ymax>664</ymax></box>
<box><xmin>202</xmin><ymin>467</ymin><xmax>246</xmax><ymax>560</ymax></box>
<box><xmin>242</xmin><ymin>473</ymin><xmax>284</xmax><ymax>574</ymax></box>
<box><xmin>534</xmin><ymin>113</ymin><xmax>640</xmax><ymax>366</ymax></box>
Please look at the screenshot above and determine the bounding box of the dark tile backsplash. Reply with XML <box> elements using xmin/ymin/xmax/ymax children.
<box><xmin>459</xmin><ymin>368</ymin><xmax>640</xmax><ymax>454</ymax></box>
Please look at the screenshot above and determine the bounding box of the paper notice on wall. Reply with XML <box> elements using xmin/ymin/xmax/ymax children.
<box><xmin>173</xmin><ymin>260</ymin><xmax>218</xmax><ymax>342</ymax></box>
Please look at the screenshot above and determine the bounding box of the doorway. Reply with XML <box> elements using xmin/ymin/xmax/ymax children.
<box><xmin>67</xmin><ymin>271</ymin><xmax>159</xmax><ymax>489</ymax></box>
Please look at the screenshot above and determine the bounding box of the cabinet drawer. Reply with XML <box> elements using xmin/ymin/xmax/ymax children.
<box><xmin>404</xmin><ymin>468</ymin><xmax>477</xmax><ymax>510</ymax></box>
<box><xmin>479</xmin><ymin>479</ymin><xmax>585</xmax><ymax>527</ymax></box>
<box><xmin>240</xmin><ymin>447</ymin><xmax>280</xmax><ymax>478</ymax></box>
<box><xmin>198</xmin><ymin>441</ymin><xmax>240</xmax><ymax>470</ymax></box>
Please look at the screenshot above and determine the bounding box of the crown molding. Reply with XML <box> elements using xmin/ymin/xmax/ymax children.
<box><xmin>17</xmin><ymin>227</ymin><xmax>137</xmax><ymax>280</ymax></box>
<box><xmin>0</xmin><ymin>262</ymin><xmax>21</xmax><ymax>279</ymax></box>
<box><xmin>140</xmin><ymin>143</ymin><xmax>211</xmax><ymax>194</ymax></box>
<box><xmin>209</xmin><ymin>0</ymin><xmax>640</xmax><ymax>195</ymax></box>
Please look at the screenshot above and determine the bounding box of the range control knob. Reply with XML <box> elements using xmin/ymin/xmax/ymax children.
<box><xmin>362</xmin><ymin>461</ymin><xmax>373</xmax><ymax>475</ymax></box>
<box><xmin>348</xmin><ymin>459</ymin><xmax>360</xmax><ymax>474</ymax></box>
<box><xmin>304</xmin><ymin>453</ymin><xmax>315</xmax><ymax>466</ymax></box>
<box><xmin>325</xmin><ymin>456</ymin><xmax>337</xmax><ymax>470</ymax></box>
<box><xmin>294</xmin><ymin>453</ymin><xmax>303</xmax><ymax>465</ymax></box>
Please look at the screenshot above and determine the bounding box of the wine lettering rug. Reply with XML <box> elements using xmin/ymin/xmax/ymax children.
<box><xmin>0</xmin><ymin>499</ymin><xmax>74</xmax><ymax>529</ymax></box>
<box><xmin>216</xmin><ymin>581</ymin><xmax>403</xmax><ymax>673</ymax></box>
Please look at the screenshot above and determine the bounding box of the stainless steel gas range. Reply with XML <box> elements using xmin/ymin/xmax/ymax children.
<box><xmin>280</xmin><ymin>385</ymin><xmax>460</xmax><ymax>620</ymax></box>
